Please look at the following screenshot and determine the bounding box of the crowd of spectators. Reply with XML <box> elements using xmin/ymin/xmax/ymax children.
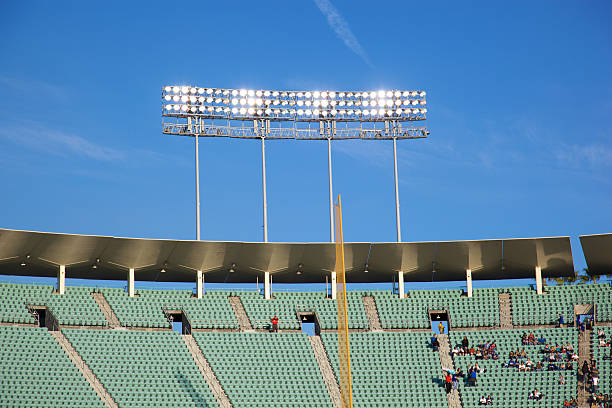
<box><xmin>478</xmin><ymin>394</ymin><xmax>493</xmax><ymax>405</ymax></box>
<box><xmin>501</xmin><ymin>336</ymin><xmax>576</xmax><ymax>372</ymax></box>
<box><xmin>587</xmin><ymin>393</ymin><xmax>611</xmax><ymax>408</ymax></box>
<box><xmin>451</xmin><ymin>336</ymin><xmax>499</xmax><ymax>360</ymax></box>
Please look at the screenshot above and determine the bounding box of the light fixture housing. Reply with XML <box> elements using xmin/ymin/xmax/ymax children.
<box><xmin>162</xmin><ymin>86</ymin><xmax>428</xmax><ymax>141</ymax></box>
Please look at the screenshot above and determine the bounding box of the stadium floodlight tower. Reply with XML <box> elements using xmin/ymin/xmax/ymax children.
<box><xmin>161</xmin><ymin>86</ymin><xmax>428</xmax><ymax>243</ymax></box>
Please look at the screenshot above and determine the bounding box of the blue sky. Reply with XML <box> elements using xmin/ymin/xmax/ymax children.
<box><xmin>1</xmin><ymin>1</ymin><xmax>611</xmax><ymax>275</ymax></box>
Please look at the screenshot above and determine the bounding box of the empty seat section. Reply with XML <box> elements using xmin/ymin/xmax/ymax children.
<box><xmin>0</xmin><ymin>283</ymin><xmax>106</xmax><ymax>326</ymax></box>
<box><xmin>0</xmin><ymin>326</ymin><xmax>104</xmax><ymax>408</ymax></box>
<box><xmin>372</xmin><ymin>288</ymin><xmax>500</xmax><ymax>329</ymax></box>
<box><xmin>449</xmin><ymin>328</ymin><xmax>578</xmax><ymax>408</ymax></box>
<box><xmin>239</xmin><ymin>291</ymin><xmax>369</xmax><ymax>330</ymax></box>
<box><xmin>193</xmin><ymin>332</ymin><xmax>331</xmax><ymax>407</ymax></box>
<box><xmin>100</xmin><ymin>288</ymin><xmax>238</xmax><ymax>329</ymax></box>
<box><xmin>321</xmin><ymin>332</ymin><xmax>448</xmax><ymax>407</ymax></box>
<box><xmin>63</xmin><ymin>329</ymin><xmax>219</xmax><ymax>408</ymax></box>
<box><xmin>507</xmin><ymin>284</ymin><xmax>612</xmax><ymax>325</ymax></box>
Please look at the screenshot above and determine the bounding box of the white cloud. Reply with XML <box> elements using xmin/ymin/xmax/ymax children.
<box><xmin>313</xmin><ymin>0</ymin><xmax>373</xmax><ymax>68</ymax></box>
<box><xmin>0</xmin><ymin>123</ymin><xmax>125</xmax><ymax>162</ymax></box>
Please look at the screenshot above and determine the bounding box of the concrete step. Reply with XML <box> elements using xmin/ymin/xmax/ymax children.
<box><xmin>182</xmin><ymin>334</ymin><xmax>233</xmax><ymax>408</ymax></box>
<box><xmin>51</xmin><ymin>331</ymin><xmax>118</xmax><ymax>408</ymax></box>
<box><xmin>309</xmin><ymin>336</ymin><xmax>343</xmax><ymax>408</ymax></box>
<box><xmin>92</xmin><ymin>292</ymin><xmax>121</xmax><ymax>328</ymax></box>
<box><xmin>362</xmin><ymin>296</ymin><xmax>383</xmax><ymax>332</ymax></box>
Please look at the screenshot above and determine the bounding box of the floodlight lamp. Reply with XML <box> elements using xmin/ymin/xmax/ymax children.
<box><xmin>378</xmin><ymin>90</ymin><xmax>385</xmax><ymax>98</ymax></box>
<box><xmin>190</xmin><ymin>87</ymin><xmax>197</xmax><ymax>94</ymax></box>
<box><xmin>331</xmin><ymin>109</ymin><xmax>337</xmax><ymax>116</ymax></box>
<box><xmin>412</xmin><ymin>100</ymin><xmax>418</xmax><ymax>105</ymax></box>
<box><xmin>420</xmin><ymin>91</ymin><xmax>426</xmax><ymax>97</ymax></box>
<box><xmin>402</xmin><ymin>100</ymin><xmax>409</xmax><ymax>106</ymax></box>
<box><xmin>321</xmin><ymin>91</ymin><xmax>328</xmax><ymax>98</ymax></box>
<box><xmin>297</xmin><ymin>109</ymin><xmax>304</xmax><ymax>115</ymax></box>
<box><xmin>198</xmin><ymin>97</ymin><xmax>205</xmax><ymax>103</ymax></box>
<box><xmin>173</xmin><ymin>104</ymin><xmax>180</xmax><ymax>111</ymax></box>
<box><xmin>231</xmin><ymin>107</ymin><xmax>238</xmax><ymax>114</ymax></box>
<box><xmin>347</xmin><ymin>101</ymin><xmax>354</xmax><ymax>106</ymax></box>
<box><xmin>232</xmin><ymin>90</ymin><xmax>238</xmax><ymax>96</ymax></box>
<box><xmin>321</xmin><ymin>110</ymin><xmax>328</xmax><ymax>116</ymax></box>
<box><xmin>395</xmin><ymin>100</ymin><xmax>401</xmax><ymax>106</ymax></box>
<box><xmin>321</xmin><ymin>100</ymin><xmax>328</xmax><ymax>107</ymax></box>
<box><xmin>329</xmin><ymin>91</ymin><xmax>335</xmax><ymax>98</ymax></box>
<box><xmin>247</xmin><ymin>98</ymin><xmax>255</xmax><ymax>106</ymax></box>
<box><xmin>338</xmin><ymin>92</ymin><xmax>345</xmax><ymax>98</ymax></box>
<box><xmin>355</xmin><ymin>92</ymin><xmax>361</xmax><ymax>98</ymax></box>
<box><xmin>347</xmin><ymin>109</ymin><xmax>354</xmax><ymax>115</ymax></box>
<box><xmin>239</xmin><ymin>107</ymin><xmax>247</xmax><ymax>114</ymax></box>
<box><xmin>199</xmin><ymin>106</ymin><xmax>206</xmax><ymax>112</ymax></box>
<box><xmin>313</xmin><ymin>100</ymin><xmax>320</xmax><ymax>107</ymax></box>
<box><xmin>164</xmin><ymin>86</ymin><xmax>171</xmax><ymax>92</ymax></box>
<box><xmin>281</xmin><ymin>92</ymin><xmax>287</xmax><ymax>97</ymax></box>
<box><xmin>172</xmin><ymin>86</ymin><xmax>180</xmax><ymax>93</ymax></box>
<box><xmin>239</xmin><ymin>89</ymin><xmax>247</xmax><ymax>96</ymax></box>
<box><xmin>305</xmin><ymin>109</ymin><xmax>312</xmax><ymax>115</ymax></box>
<box><xmin>313</xmin><ymin>91</ymin><xmax>320</xmax><ymax>98</ymax></box>
<box><xmin>164</xmin><ymin>95</ymin><xmax>171</xmax><ymax>101</ymax></box>
<box><xmin>180</xmin><ymin>86</ymin><xmax>188</xmax><ymax>93</ymax></box>
<box><xmin>394</xmin><ymin>91</ymin><xmax>401</xmax><ymax>98</ymax></box>
<box><xmin>247</xmin><ymin>90</ymin><xmax>254</xmax><ymax>97</ymax></box>
<box><xmin>305</xmin><ymin>92</ymin><xmax>312</xmax><ymax>98</ymax></box>
<box><xmin>256</xmin><ymin>98</ymin><xmax>263</xmax><ymax>106</ymax></box>
<box><xmin>190</xmin><ymin>107</ymin><xmax>197</xmax><ymax>113</ymax></box>
<box><xmin>386</xmin><ymin>91</ymin><xmax>393</xmax><ymax>98</ymax></box>
<box><xmin>369</xmin><ymin>91</ymin><xmax>376</xmax><ymax>98</ymax></box>
<box><xmin>215</xmin><ymin>98</ymin><xmax>222</xmax><ymax>103</ymax></box>
<box><xmin>181</xmin><ymin>105</ymin><xmax>188</xmax><ymax>112</ymax></box>
<box><xmin>297</xmin><ymin>92</ymin><xmax>303</xmax><ymax>98</ymax></box>
<box><xmin>256</xmin><ymin>90</ymin><xmax>262</xmax><ymax>97</ymax></box>
<box><xmin>396</xmin><ymin>108</ymin><xmax>402</xmax><ymax>115</ymax></box>
<box><xmin>189</xmin><ymin>96</ymin><xmax>196</xmax><ymax>103</ymax></box>
<box><xmin>257</xmin><ymin>109</ymin><xmax>263</xmax><ymax>115</ymax></box>
<box><xmin>339</xmin><ymin>101</ymin><xmax>346</xmax><ymax>107</ymax></box>
<box><xmin>272</xmin><ymin>91</ymin><xmax>279</xmax><ymax>97</ymax></box>
<box><xmin>239</xmin><ymin>98</ymin><xmax>246</xmax><ymax>105</ymax></box>
<box><xmin>231</xmin><ymin>98</ymin><xmax>238</xmax><ymax>105</ymax></box>
<box><xmin>347</xmin><ymin>92</ymin><xmax>353</xmax><ymax>98</ymax></box>
<box><xmin>264</xmin><ymin>90</ymin><xmax>270</xmax><ymax>97</ymax></box>
<box><xmin>297</xmin><ymin>100</ymin><xmax>304</xmax><ymax>106</ymax></box>
<box><xmin>181</xmin><ymin>96</ymin><xmax>188</xmax><ymax>103</ymax></box>
<box><xmin>305</xmin><ymin>100</ymin><xmax>312</xmax><ymax>106</ymax></box>
<box><xmin>363</xmin><ymin>109</ymin><xmax>369</xmax><ymax>115</ymax></box>
<box><xmin>378</xmin><ymin>108</ymin><xmax>385</xmax><ymax>115</ymax></box>
<box><xmin>420</xmin><ymin>108</ymin><xmax>427</xmax><ymax>114</ymax></box>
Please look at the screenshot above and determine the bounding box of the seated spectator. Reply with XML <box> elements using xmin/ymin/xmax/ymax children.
<box><xmin>455</xmin><ymin>367</ymin><xmax>465</xmax><ymax>377</ymax></box>
<box><xmin>521</xmin><ymin>332</ymin><xmax>528</xmax><ymax>345</ymax></box>
<box><xmin>452</xmin><ymin>346</ymin><xmax>460</xmax><ymax>356</ymax></box>
<box><xmin>558</xmin><ymin>313</ymin><xmax>564</xmax><ymax>327</ymax></box>
<box><xmin>432</xmin><ymin>335</ymin><xmax>440</xmax><ymax>352</ymax></box>
<box><xmin>518</xmin><ymin>361</ymin><xmax>527</xmax><ymax>372</ymax></box>
<box><xmin>528</xmin><ymin>389</ymin><xmax>544</xmax><ymax>401</ymax></box>
<box><xmin>568</xmin><ymin>397</ymin><xmax>578</xmax><ymax>407</ymax></box>
<box><xmin>462</xmin><ymin>336</ymin><xmax>469</xmax><ymax>349</ymax></box>
<box><xmin>486</xmin><ymin>395</ymin><xmax>493</xmax><ymax>405</ymax></box>
<box><xmin>598</xmin><ymin>328</ymin><xmax>605</xmax><ymax>339</ymax></box>
<box><xmin>520</xmin><ymin>349</ymin><xmax>527</xmax><ymax>358</ymax></box>
<box><xmin>535</xmin><ymin>361</ymin><xmax>543</xmax><ymax>371</ymax></box>
<box><xmin>528</xmin><ymin>333</ymin><xmax>535</xmax><ymax>344</ymax></box>
<box><xmin>479</xmin><ymin>395</ymin><xmax>487</xmax><ymax>405</ymax></box>
<box><xmin>468</xmin><ymin>368</ymin><xmax>477</xmax><ymax>386</ymax></box>
<box><xmin>559</xmin><ymin>374</ymin><xmax>565</xmax><ymax>385</ymax></box>
<box><xmin>537</xmin><ymin>335</ymin><xmax>546</xmax><ymax>344</ymax></box>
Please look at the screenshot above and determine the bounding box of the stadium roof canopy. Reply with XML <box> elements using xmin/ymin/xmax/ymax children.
<box><xmin>0</xmin><ymin>228</ymin><xmax>574</xmax><ymax>283</ymax></box>
<box><xmin>580</xmin><ymin>233</ymin><xmax>612</xmax><ymax>276</ymax></box>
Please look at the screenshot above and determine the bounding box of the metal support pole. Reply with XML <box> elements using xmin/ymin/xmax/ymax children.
<box><xmin>128</xmin><ymin>268</ymin><xmax>135</xmax><ymax>297</ymax></box>
<box><xmin>196</xmin><ymin>270</ymin><xmax>203</xmax><ymax>299</ymax></box>
<box><xmin>328</xmin><ymin>137</ymin><xmax>334</xmax><ymax>243</ymax></box>
<box><xmin>57</xmin><ymin>265</ymin><xmax>65</xmax><ymax>295</ymax></box>
<box><xmin>331</xmin><ymin>271</ymin><xmax>337</xmax><ymax>300</ymax></box>
<box><xmin>261</xmin><ymin>136</ymin><xmax>268</xmax><ymax>242</ymax></box>
<box><xmin>393</xmin><ymin>137</ymin><xmax>401</xmax><ymax>242</ymax></box>
<box><xmin>264</xmin><ymin>271</ymin><xmax>270</xmax><ymax>299</ymax></box>
<box><xmin>195</xmin><ymin>134</ymin><xmax>201</xmax><ymax>241</ymax></box>
<box><xmin>398</xmin><ymin>271</ymin><xmax>405</xmax><ymax>299</ymax></box>
<box><xmin>535</xmin><ymin>266</ymin><xmax>543</xmax><ymax>295</ymax></box>
<box><xmin>466</xmin><ymin>269</ymin><xmax>473</xmax><ymax>298</ymax></box>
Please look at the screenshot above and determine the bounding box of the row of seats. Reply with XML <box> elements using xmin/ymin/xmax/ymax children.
<box><xmin>373</xmin><ymin>288</ymin><xmax>501</xmax><ymax>329</ymax></box>
<box><xmin>100</xmin><ymin>288</ymin><xmax>238</xmax><ymax>329</ymax></box>
<box><xmin>0</xmin><ymin>326</ymin><xmax>104</xmax><ymax>408</ymax></box>
<box><xmin>0</xmin><ymin>284</ymin><xmax>106</xmax><ymax>326</ymax></box>
<box><xmin>193</xmin><ymin>332</ymin><xmax>331</xmax><ymax>407</ymax></box>
<box><xmin>506</xmin><ymin>284</ymin><xmax>612</xmax><ymax>325</ymax></box>
<box><xmin>63</xmin><ymin>329</ymin><xmax>219</xmax><ymax>408</ymax></box>
<box><xmin>321</xmin><ymin>332</ymin><xmax>448</xmax><ymax>407</ymax></box>
<box><xmin>239</xmin><ymin>291</ymin><xmax>370</xmax><ymax>330</ymax></box>
<box><xmin>449</xmin><ymin>327</ymin><xmax>579</xmax><ymax>408</ymax></box>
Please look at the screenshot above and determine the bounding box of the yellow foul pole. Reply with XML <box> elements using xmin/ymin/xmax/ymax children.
<box><xmin>334</xmin><ymin>195</ymin><xmax>353</xmax><ymax>408</ymax></box>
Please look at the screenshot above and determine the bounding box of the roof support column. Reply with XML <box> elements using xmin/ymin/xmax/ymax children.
<box><xmin>128</xmin><ymin>268</ymin><xmax>135</xmax><ymax>297</ymax></box>
<box><xmin>535</xmin><ymin>266</ymin><xmax>543</xmax><ymax>295</ymax></box>
<box><xmin>331</xmin><ymin>271</ymin><xmax>337</xmax><ymax>300</ymax></box>
<box><xmin>398</xmin><ymin>271</ymin><xmax>405</xmax><ymax>299</ymax></box>
<box><xmin>196</xmin><ymin>270</ymin><xmax>203</xmax><ymax>299</ymax></box>
<box><xmin>466</xmin><ymin>269</ymin><xmax>473</xmax><ymax>298</ymax></box>
<box><xmin>264</xmin><ymin>271</ymin><xmax>270</xmax><ymax>300</ymax></box>
<box><xmin>57</xmin><ymin>265</ymin><xmax>65</xmax><ymax>295</ymax></box>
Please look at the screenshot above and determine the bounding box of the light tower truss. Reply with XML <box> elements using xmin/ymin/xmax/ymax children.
<box><xmin>161</xmin><ymin>86</ymin><xmax>429</xmax><ymax>140</ymax></box>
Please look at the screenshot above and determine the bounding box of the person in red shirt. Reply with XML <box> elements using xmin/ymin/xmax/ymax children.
<box><xmin>270</xmin><ymin>315</ymin><xmax>279</xmax><ymax>333</ymax></box>
<box><xmin>444</xmin><ymin>372</ymin><xmax>452</xmax><ymax>394</ymax></box>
